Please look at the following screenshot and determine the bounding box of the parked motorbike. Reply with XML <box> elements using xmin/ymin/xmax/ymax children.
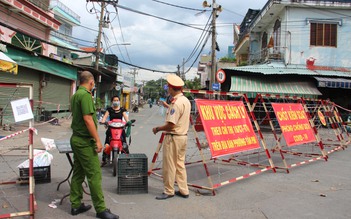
<box><xmin>132</xmin><ymin>104</ymin><xmax>139</xmax><ymax>113</ymax></box>
<box><xmin>102</xmin><ymin>119</ymin><xmax>136</xmax><ymax>176</ymax></box>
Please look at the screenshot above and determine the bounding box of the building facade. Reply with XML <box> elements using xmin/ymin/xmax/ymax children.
<box><xmin>226</xmin><ymin>0</ymin><xmax>351</xmax><ymax>108</ymax></box>
<box><xmin>0</xmin><ymin>0</ymin><xmax>80</xmax><ymax>124</ymax></box>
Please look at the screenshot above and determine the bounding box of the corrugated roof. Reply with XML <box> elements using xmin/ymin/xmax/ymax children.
<box><xmin>230</xmin><ymin>75</ymin><xmax>322</xmax><ymax>98</ymax></box>
<box><xmin>314</xmin><ymin>76</ymin><xmax>351</xmax><ymax>89</ymax></box>
<box><xmin>223</xmin><ymin>63</ymin><xmax>351</xmax><ymax>78</ymax></box>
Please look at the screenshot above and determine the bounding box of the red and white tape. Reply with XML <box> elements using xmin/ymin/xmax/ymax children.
<box><xmin>0</xmin><ymin>127</ymin><xmax>37</xmax><ymax>142</ymax></box>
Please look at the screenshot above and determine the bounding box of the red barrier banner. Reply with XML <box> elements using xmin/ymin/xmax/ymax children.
<box><xmin>195</xmin><ymin>99</ymin><xmax>260</xmax><ymax>158</ymax></box>
<box><xmin>272</xmin><ymin>103</ymin><xmax>316</xmax><ymax>146</ymax></box>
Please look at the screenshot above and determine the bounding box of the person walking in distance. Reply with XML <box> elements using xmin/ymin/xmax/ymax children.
<box><xmin>70</xmin><ymin>71</ymin><xmax>119</xmax><ymax>219</ymax></box>
<box><xmin>152</xmin><ymin>74</ymin><xmax>191</xmax><ymax>200</ymax></box>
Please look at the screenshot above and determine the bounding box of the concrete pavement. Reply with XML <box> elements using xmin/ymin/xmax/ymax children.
<box><xmin>1</xmin><ymin>105</ymin><xmax>351</xmax><ymax>219</ymax></box>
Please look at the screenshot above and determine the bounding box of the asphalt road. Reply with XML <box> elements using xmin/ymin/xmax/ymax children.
<box><xmin>1</xmin><ymin>104</ymin><xmax>351</xmax><ymax>219</ymax></box>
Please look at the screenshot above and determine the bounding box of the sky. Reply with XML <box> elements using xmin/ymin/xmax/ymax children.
<box><xmin>59</xmin><ymin>0</ymin><xmax>267</xmax><ymax>83</ymax></box>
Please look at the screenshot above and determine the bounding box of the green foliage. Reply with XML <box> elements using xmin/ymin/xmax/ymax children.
<box><xmin>144</xmin><ymin>78</ymin><xmax>168</xmax><ymax>101</ymax></box>
<box><xmin>185</xmin><ymin>77</ymin><xmax>201</xmax><ymax>89</ymax></box>
<box><xmin>238</xmin><ymin>61</ymin><xmax>248</xmax><ymax>66</ymax></box>
<box><xmin>219</xmin><ymin>56</ymin><xmax>236</xmax><ymax>63</ymax></box>
<box><xmin>143</xmin><ymin>77</ymin><xmax>202</xmax><ymax>100</ymax></box>
<box><xmin>95</xmin><ymin>97</ymin><xmax>104</xmax><ymax>110</ymax></box>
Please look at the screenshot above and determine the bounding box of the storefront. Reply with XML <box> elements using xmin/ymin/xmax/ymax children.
<box><xmin>0</xmin><ymin>45</ymin><xmax>78</xmax><ymax>122</ymax></box>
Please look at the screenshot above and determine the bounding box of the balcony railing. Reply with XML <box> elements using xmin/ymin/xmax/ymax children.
<box><xmin>28</xmin><ymin>0</ymin><xmax>50</xmax><ymax>11</ymax></box>
<box><xmin>50</xmin><ymin>31</ymin><xmax>79</xmax><ymax>47</ymax></box>
<box><xmin>250</xmin><ymin>46</ymin><xmax>286</xmax><ymax>64</ymax></box>
<box><xmin>50</xmin><ymin>0</ymin><xmax>80</xmax><ymax>23</ymax></box>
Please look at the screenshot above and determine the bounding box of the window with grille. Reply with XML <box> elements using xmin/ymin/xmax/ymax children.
<box><xmin>310</xmin><ymin>23</ymin><xmax>337</xmax><ymax>47</ymax></box>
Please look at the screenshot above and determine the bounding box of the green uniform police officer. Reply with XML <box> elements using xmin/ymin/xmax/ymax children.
<box><xmin>70</xmin><ymin>71</ymin><xmax>118</xmax><ymax>219</ymax></box>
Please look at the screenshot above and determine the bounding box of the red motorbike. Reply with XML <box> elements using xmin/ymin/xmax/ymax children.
<box><xmin>102</xmin><ymin>119</ymin><xmax>135</xmax><ymax>176</ymax></box>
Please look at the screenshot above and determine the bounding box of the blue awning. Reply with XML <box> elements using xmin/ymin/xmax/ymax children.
<box><xmin>314</xmin><ymin>77</ymin><xmax>351</xmax><ymax>89</ymax></box>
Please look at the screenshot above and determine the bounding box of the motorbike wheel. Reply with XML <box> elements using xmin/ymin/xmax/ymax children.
<box><xmin>112</xmin><ymin>153</ymin><xmax>118</xmax><ymax>177</ymax></box>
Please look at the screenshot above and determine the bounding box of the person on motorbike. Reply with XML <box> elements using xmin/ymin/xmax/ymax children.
<box><xmin>100</xmin><ymin>95</ymin><xmax>129</xmax><ymax>167</ymax></box>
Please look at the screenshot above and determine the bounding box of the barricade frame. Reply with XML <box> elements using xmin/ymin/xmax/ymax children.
<box><xmin>0</xmin><ymin>83</ymin><xmax>35</xmax><ymax>219</ymax></box>
<box><xmin>148</xmin><ymin>89</ymin><xmax>277</xmax><ymax>195</ymax></box>
<box><xmin>148</xmin><ymin>89</ymin><xmax>351</xmax><ymax>195</ymax></box>
<box><xmin>251</xmin><ymin>93</ymin><xmax>333</xmax><ymax>172</ymax></box>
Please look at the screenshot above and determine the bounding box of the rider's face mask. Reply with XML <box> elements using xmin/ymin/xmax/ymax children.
<box><xmin>112</xmin><ymin>101</ymin><xmax>120</xmax><ymax>107</ymax></box>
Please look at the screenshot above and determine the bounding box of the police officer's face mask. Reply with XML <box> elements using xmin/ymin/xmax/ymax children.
<box><xmin>90</xmin><ymin>80</ymin><xmax>95</xmax><ymax>93</ymax></box>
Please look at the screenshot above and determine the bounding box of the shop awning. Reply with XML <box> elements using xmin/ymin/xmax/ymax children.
<box><xmin>230</xmin><ymin>76</ymin><xmax>322</xmax><ymax>98</ymax></box>
<box><xmin>0</xmin><ymin>51</ymin><xmax>18</xmax><ymax>74</ymax></box>
<box><xmin>314</xmin><ymin>77</ymin><xmax>351</xmax><ymax>89</ymax></box>
<box><xmin>6</xmin><ymin>46</ymin><xmax>77</xmax><ymax>80</ymax></box>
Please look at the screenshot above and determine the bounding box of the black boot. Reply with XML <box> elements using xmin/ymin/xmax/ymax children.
<box><xmin>96</xmin><ymin>209</ymin><xmax>119</xmax><ymax>219</ymax></box>
<box><xmin>71</xmin><ymin>203</ymin><xmax>92</xmax><ymax>216</ymax></box>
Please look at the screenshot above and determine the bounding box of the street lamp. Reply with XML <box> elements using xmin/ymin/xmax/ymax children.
<box><xmin>104</xmin><ymin>43</ymin><xmax>131</xmax><ymax>53</ymax></box>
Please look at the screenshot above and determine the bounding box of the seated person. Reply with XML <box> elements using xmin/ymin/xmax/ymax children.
<box><xmin>100</xmin><ymin>95</ymin><xmax>129</xmax><ymax>167</ymax></box>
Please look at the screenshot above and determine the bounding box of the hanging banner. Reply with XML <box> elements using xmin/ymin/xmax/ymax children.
<box><xmin>195</xmin><ymin>99</ymin><xmax>260</xmax><ymax>158</ymax></box>
<box><xmin>0</xmin><ymin>51</ymin><xmax>18</xmax><ymax>74</ymax></box>
<box><xmin>272</xmin><ymin>103</ymin><xmax>316</xmax><ymax>146</ymax></box>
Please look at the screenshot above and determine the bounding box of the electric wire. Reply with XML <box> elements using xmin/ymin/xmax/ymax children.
<box><xmin>183</xmin><ymin>14</ymin><xmax>212</xmax><ymax>65</ymax></box>
<box><xmin>222</xmin><ymin>8</ymin><xmax>245</xmax><ymax>18</ymax></box>
<box><xmin>113</xmin><ymin>5</ymin><xmax>132</xmax><ymax>63</ymax></box>
<box><xmin>183</xmin><ymin>29</ymin><xmax>212</xmax><ymax>74</ymax></box>
<box><xmin>118</xmin><ymin>59</ymin><xmax>177</xmax><ymax>74</ymax></box>
<box><xmin>0</xmin><ymin>21</ymin><xmax>93</xmax><ymax>53</ymax></box>
<box><xmin>114</xmin><ymin>4</ymin><xmax>208</xmax><ymax>32</ymax></box>
<box><xmin>0</xmin><ymin>2</ymin><xmax>96</xmax><ymax>48</ymax></box>
<box><xmin>150</xmin><ymin>0</ymin><xmax>209</xmax><ymax>12</ymax></box>
<box><xmin>35</xmin><ymin>0</ymin><xmax>99</xmax><ymax>33</ymax></box>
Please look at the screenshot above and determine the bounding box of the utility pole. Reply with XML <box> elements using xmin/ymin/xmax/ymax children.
<box><xmin>129</xmin><ymin>68</ymin><xmax>138</xmax><ymax>109</ymax></box>
<box><xmin>94</xmin><ymin>1</ymin><xmax>105</xmax><ymax>102</ymax></box>
<box><xmin>177</xmin><ymin>65</ymin><xmax>180</xmax><ymax>77</ymax></box>
<box><xmin>182</xmin><ymin>58</ymin><xmax>185</xmax><ymax>81</ymax></box>
<box><xmin>210</xmin><ymin>0</ymin><xmax>217</xmax><ymax>91</ymax></box>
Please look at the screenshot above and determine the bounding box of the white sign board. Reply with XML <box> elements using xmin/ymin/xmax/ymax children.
<box><xmin>10</xmin><ymin>97</ymin><xmax>34</xmax><ymax>122</ymax></box>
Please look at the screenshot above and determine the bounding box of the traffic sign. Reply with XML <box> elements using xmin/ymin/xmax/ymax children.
<box><xmin>216</xmin><ymin>69</ymin><xmax>226</xmax><ymax>83</ymax></box>
<box><xmin>212</xmin><ymin>83</ymin><xmax>220</xmax><ymax>91</ymax></box>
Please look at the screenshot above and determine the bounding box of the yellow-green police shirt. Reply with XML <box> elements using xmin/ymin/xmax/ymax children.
<box><xmin>70</xmin><ymin>86</ymin><xmax>98</xmax><ymax>137</ymax></box>
<box><xmin>165</xmin><ymin>93</ymin><xmax>191</xmax><ymax>135</ymax></box>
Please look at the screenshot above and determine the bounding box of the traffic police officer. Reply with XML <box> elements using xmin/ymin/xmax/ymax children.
<box><xmin>70</xmin><ymin>71</ymin><xmax>118</xmax><ymax>219</ymax></box>
<box><xmin>152</xmin><ymin>74</ymin><xmax>191</xmax><ymax>200</ymax></box>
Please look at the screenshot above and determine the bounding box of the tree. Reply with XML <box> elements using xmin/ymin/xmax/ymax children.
<box><xmin>185</xmin><ymin>77</ymin><xmax>201</xmax><ymax>90</ymax></box>
<box><xmin>219</xmin><ymin>56</ymin><xmax>236</xmax><ymax>63</ymax></box>
<box><xmin>143</xmin><ymin>77</ymin><xmax>201</xmax><ymax>101</ymax></box>
<box><xmin>144</xmin><ymin>78</ymin><xmax>167</xmax><ymax>101</ymax></box>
